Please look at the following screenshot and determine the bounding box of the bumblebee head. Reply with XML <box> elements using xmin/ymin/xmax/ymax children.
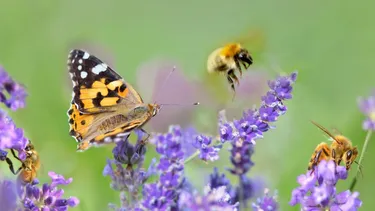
<box><xmin>235</xmin><ymin>48</ymin><xmax>253</xmax><ymax>68</ymax></box>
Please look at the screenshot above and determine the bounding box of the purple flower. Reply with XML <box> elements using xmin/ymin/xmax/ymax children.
<box><xmin>252</xmin><ymin>189</ymin><xmax>279</xmax><ymax>211</ymax></box>
<box><xmin>216</xmin><ymin>72</ymin><xmax>298</xmax><ymax>208</ymax></box>
<box><xmin>228</xmin><ymin>139</ymin><xmax>255</xmax><ymax>175</ymax></box>
<box><xmin>358</xmin><ymin>90</ymin><xmax>375</xmax><ymax>130</ymax></box>
<box><xmin>142</xmin><ymin>125</ymin><xmax>185</xmax><ymax>210</ymax></box>
<box><xmin>193</xmin><ymin>135</ymin><xmax>221</xmax><ymax>162</ymax></box>
<box><xmin>178</xmin><ymin>186</ymin><xmax>238</xmax><ymax>211</ymax></box>
<box><xmin>290</xmin><ymin>160</ymin><xmax>362</xmax><ymax>210</ymax></box>
<box><xmin>0</xmin><ymin>66</ymin><xmax>27</xmax><ymax>111</ymax></box>
<box><xmin>112</xmin><ymin>130</ymin><xmax>146</xmax><ymax>166</ymax></box>
<box><xmin>19</xmin><ymin>172</ymin><xmax>79</xmax><ymax>210</ymax></box>
<box><xmin>209</xmin><ymin>167</ymin><xmax>232</xmax><ymax>190</ymax></box>
<box><xmin>104</xmin><ymin>130</ymin><xmax>156</xmax><ymax>210</ymax></box>
<box><xmin>0</xmin><ymin>110</ymin><xmax>28</xmax><ymax>160</ymax></box>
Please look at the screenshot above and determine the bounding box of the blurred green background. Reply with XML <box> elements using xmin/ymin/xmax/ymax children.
<box><xmin>1</xmin><ymin>0</ymin><xmax>375</xmax><ymax>210</ymax></box>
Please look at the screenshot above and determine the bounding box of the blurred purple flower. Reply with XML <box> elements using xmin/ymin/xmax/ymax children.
<box><xmin>104</xmin><ymin>130</ymin><xmax>156</xmax><ymax>210</ymax></box>
<box><xmin>252</xmin><ymin>189</ymin><xmax>279</xmax><ymax>211</ymax></box>
<box><xmin>358</xmin><ymin>90</ymin><xmax>375</xmax><ymax>130</ymax></box>
<box><xmin>178</xmin><ymin>186</ymin><xmax>238</xmax><ymax>211</ymax></box>
<box><xmin>0</xmin><ymin>179</ymin><xmax>20</xmax><ymax>211</ymax></box>
<box><xmin>0</xmin><ymin>66</ymin><xmax>27</xmax><ymax>111</ymax></box>
<box><xmin>142</xmin><ymin>125</ymin><xmax>185</xmax><ymax>210</ymax></box>
<box><xmin>20</xmin><ymin>172</ymin><xmax>79</xmax><ymax>210</ymax></box>
<box><xmin>290</xmin><ymin>160</ymin><xmax>362</xmax><ymax>210</ymax></box>
<box><xmin>0</xmin><ymin>110</ymin><xmax>28</xmax><ymax>160</ymax></box>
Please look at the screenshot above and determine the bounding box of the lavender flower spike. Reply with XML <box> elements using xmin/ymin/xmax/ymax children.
<box><xmin>193</xmin><ymin>134</ymin><xmax>221</xmax><ymax>162</ymax></box>
<box><xmin>290</xmin><ymin>160</ymin><xmax>362</xmax><ymax>210</ymax></box>
<box><xmin>0</xmin><ymin>66</ymin><xmax>27</xmax><ymax>111</ymax></box>
<box><xmin>358</xmin><ymin>90</ymin><xmax>375</xmax><ymax>131</ymax></box>
<box><xmin>252</xmin><ymin>189</ymin><xmax>279</xmax><ymax>211</ymax></box>
<box><xmin>21</xmin><ymin>172</ymin><xmax>79</xmax><ymax>210</ymax></box>
<box><xmin>103</xmin><ymin>130</ymin><xmax>156</xmax><ymax>210</ymax></box>
<box><xmin>142</xmin><ymin>125</ymin><xmax>185</xmax><ymax>210</ymax></box>
<box><xmin>0</xmin><ymin>110</ymin><xmax>28</xmax><ymax>160</ymax></box>
<box><xmin>178</xmin><ymin>185</ymin><xmax>238</xmax><ymax>211</ymax></box>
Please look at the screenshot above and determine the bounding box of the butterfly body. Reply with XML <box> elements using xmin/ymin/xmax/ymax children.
<box><xmin>67</xmin><ymin>49</ymin><xmax>160</xmax><ymax>151</ymax></box>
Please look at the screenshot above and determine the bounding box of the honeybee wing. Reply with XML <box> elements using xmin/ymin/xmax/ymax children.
<box><xmin>310</xmin><ymin>120</ymin><xmax>341</xmax><ymax>145</ymax></box>
<box><xmin>67</xmin><ymin>49</ymin><xmax>149</xmax><ymax>151</ymax></box>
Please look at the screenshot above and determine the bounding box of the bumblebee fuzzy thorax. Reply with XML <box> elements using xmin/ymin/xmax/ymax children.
<box><xmin>220</xmin><ymin>43</ymin><xmax>242</xmax><ymax>58</ymax></box>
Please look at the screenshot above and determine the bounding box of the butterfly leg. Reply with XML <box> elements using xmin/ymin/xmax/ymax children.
<box><xmin>140</xmin><ymin>128</ymin><xmax>151</xmax><ymax>145</ymax></box>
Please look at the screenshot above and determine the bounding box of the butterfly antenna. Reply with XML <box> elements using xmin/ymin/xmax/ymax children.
<box><xmin>154</xmin><ymin>66</ymin><xmax>176</xmax><ymax>104</ymax></box>
<box><xmin>160</xmin><ymin>102</ymin><xmax>200</xmax><ymax>106</ymax></box>
<box><xmin>310</xmin><ymin>120</ymin><xmax>341</xmax><ymax>145</ymax></box>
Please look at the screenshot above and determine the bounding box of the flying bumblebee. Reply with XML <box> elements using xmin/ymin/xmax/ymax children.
<box><xmin>206</xmin><ymin>43</ymin><xmax>253</xmax><ymax>95</ymax></box>
<box><xmin>5</xmin><ymin>141</ymin><xmax>40</xmax><ymax>184</ymax></box>
<box><xmin>308</xmin><ymin>121</ymin><xmax>358</xmax><ymax>174</ymax></box>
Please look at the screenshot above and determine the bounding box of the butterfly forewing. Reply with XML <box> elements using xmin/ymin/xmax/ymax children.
<box><xmin>67</xmin><ymin>49</ymin><xmax>151</xmax><ymax>151</ymax></box>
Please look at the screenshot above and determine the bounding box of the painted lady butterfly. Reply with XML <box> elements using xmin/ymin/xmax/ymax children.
<box><xmin>67</xmin><ymin>49</ymin><xmax>160</xmax><ymax>151</ymax></box>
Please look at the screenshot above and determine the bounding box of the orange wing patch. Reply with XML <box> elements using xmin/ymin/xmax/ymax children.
<box><xmin>76</xmin><ymin>79</ymin><xmax>128</xmax><ymax>110</ymax></box>
<box><xmin>68</xmin><ymin>103</ymin><xmax>94</xmax><ymax>141</ymax></box>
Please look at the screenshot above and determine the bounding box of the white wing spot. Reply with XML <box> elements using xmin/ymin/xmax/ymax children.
<box><xmin>80</xmin><ymin>71</ymin><xmax>88</xmax><ymax>79</ymax></box>
<box><xmin>78</xmin><ymin>65</ymin><xmax>82</xmax><ymax>71</ymax></box>
<box><xmin>72</xmin><ymin>59</ymin><xmax>75</xmax><ymax>64</ymax></box>
<box><xmin>92</xmin><ymin>63</ymin><xmax>108</xmax><ymax>75</ymax></box>
<box><xmin>104</xmin><ymin>137</ymin><xmax>112</xmax><ymax>143</ymax></box>
<box><xmin>83</xmin><ymin>52</ymin><xmax>90</xmax><ymax>59</ymax></box>
<box><xmin>78</xmin><ymin>59</ymin><xmax>83</xmax><ymax>64</ymax></box>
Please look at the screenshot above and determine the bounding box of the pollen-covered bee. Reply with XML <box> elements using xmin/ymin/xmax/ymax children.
<box><xmin>6</xmin><ymin>141</ymin><xmax>40</xmax><ymax>184</ymax></box>
<box><xmin>207</xmin><ymin>43</ymin><xmax>253</xmax><ymax>94</ymax></box>
<box><xmin>308</xmin><ymin>121</ymin><xmax>359</xmax><ymax>174</ymax></box>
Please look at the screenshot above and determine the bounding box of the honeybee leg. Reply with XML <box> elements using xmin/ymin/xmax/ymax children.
<box><xmin>5</xmin><ymin>157</ymin><xmax>17</xmax><ymax>175</ymax></box>
<box><xmin>10</xmin><ymin>149</ymin><xmax>22</xmax><ymax>161</ymax></box>
<box><xmin>309</xmin><ymin>150</ymin><xmax>323</xmax><ymax>175</ymax></box>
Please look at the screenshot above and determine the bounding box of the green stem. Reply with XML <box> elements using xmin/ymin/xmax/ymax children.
<box><xmin>184</xmin><ymin>150</ymin><xmax>200</xmax><ymax>164</ymax></box>
<box><xmin>349</xmin><ymin>130</ymin><xmax>372</xmax><ymax>191</ymax></box>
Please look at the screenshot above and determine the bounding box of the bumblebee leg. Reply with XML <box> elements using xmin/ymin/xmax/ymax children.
<box><xmin>226</xmin><ymin>74</ymin><xmax>235</xmax><ymax>92</ymax></box>
<box><xmin>234</xmin><ymin>60</ymin><xmax>242</xmax><ymax>77</ymax></box>
<box><xmin>228</xmin><ymin>69</ymin><xmax>239</xmax><ymax>86</ymax></box>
